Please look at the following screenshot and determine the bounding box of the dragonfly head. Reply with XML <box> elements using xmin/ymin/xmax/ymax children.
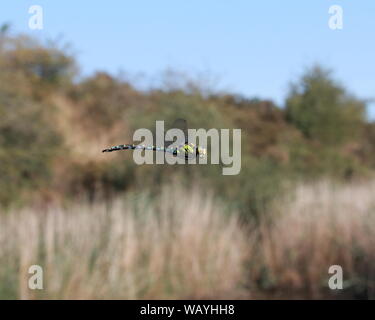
<box><xmin>197</xmin><ymin>146</ymin><xmax>207</xmax><ymax>158</ymax></box>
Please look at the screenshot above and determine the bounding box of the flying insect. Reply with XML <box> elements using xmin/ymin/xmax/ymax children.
<box><xmin>102</xmin><ymin>119</ymin><xmax>207</xmax><ymax>160</ymax></box>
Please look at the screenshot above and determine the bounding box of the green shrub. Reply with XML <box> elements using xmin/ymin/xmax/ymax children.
<box><xmin>285</xmin><ymin>66</ymin><xmax>365</xmax><ymax>147</ymax></box>
<box><xmin>0</xmin><ymin>94</ymin><xmax>62</xmax><ymax>206</ymax></box>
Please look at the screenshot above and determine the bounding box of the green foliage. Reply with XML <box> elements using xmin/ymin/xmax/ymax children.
<box><xmin>1</xmin><ymin>33</ymin><xmax>375</xmax><ymax>219</ymax></box>
<box><xmin>0</xmin><ymin>93</ymin><xmax>62</xmax><ymax>206</ymax></box>
<box><xmin>0</xmin><ymin>33</ymin><xmax>76</xmax><ymax>99</ymax></box>
<box><xmin>70</xmin><ymin>72</ymin><xmax>138</xmax><ymax>129</ymax></box>
<box><xmin>285</xmin><ymin>66</ymin><xmax>365</xmax><ymax>146</ymax></box>
<box><xmin>0</xmin><ymin>35</ymin><xmax>67</xmax><ymax>206</ymax></box>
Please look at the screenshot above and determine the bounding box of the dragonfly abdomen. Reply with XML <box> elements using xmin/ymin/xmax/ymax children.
<box><xmin>102</xmin><ymin>144</ymin><xmax>172</xmax><ymax>153</ymax></box>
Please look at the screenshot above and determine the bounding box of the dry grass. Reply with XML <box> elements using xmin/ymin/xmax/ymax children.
<box><xmin>250</xmin><ymin>180</ymin><xmax>375</xmax><ymax>299</ymax></box>
<box><xmin>1</xmin><ymin>181</ymin><xmax>375</xmax><ymax>299</ymax></box>
<box><xmin>0</xmin><ymin>185</ymin><xmax>247</xmax><ymax>299</ymax></box>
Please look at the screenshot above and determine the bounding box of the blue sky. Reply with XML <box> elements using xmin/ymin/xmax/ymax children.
<box><xmin>2</xmin><ymin>0</ymin><xmax>375</xmax><ymax>116</ymax></box>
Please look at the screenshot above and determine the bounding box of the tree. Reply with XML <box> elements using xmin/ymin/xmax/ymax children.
<box><xmin>285</xmin><ymin>66</ymin><xmax>365</xmax><ymax>146</ymax></box>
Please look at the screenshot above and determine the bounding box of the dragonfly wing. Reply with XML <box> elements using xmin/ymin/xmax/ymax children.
<box><xmin>165</xmin><ymin>118</ymin><xmax>189</xmax><ymax>148</ymax></box>
<box><xmin>172</xmin><ymin>118</ymin><xmax>188</xmax><ymax>144</ymax></box>
<box><xmin>185</xmin><ymin>152</ymin><xmax>196</xmax><ymax>159</ymax></box>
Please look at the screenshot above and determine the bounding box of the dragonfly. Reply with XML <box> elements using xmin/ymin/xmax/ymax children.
<box><xmin>102</xmin><ymin>119</ymin><xmax>207</xmax><ymax>160</ymax></box>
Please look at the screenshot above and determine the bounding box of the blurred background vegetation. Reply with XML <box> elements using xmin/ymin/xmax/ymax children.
<box><xmin>1</xmin><ymin>30</ymin><xmax>375</xmax><ymax>299</ymax></box>
<box><xmin>1</xmin><ymin>30</ymin><xmax>373</xmax><ymax>213</ymax></box>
